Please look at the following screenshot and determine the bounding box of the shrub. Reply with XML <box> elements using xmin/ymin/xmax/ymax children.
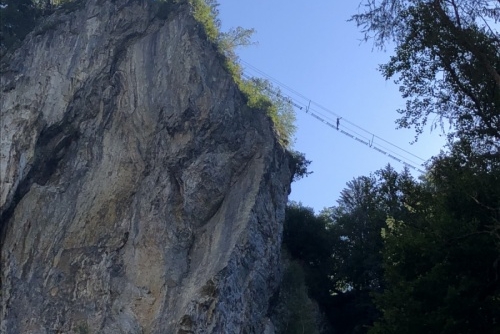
<box><xmin>183</xmin><ymin>0</ymin><xmax>297</xmax><ymax>147</ymax></box>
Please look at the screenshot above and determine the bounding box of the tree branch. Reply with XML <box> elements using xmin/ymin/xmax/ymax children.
<box><xmin>433</xmin><ymin>0</ymin><xmax>500</xmax><ymax>94</ymax></box>
<box><xmin>448</xmin><ymin>0</ymin><xmax>462</xmax><ymax>27</ymax></box>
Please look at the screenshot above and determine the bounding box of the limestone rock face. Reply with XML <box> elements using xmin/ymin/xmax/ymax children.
<box><xmin>0</xmin><ymin>1</ymin><xmax>293</xmax><ymax>333</ymax></box>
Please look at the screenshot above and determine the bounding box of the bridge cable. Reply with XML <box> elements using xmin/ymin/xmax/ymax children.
<box><xmin>240</xmin><ymin>61</ymin><xmax>428</xmax><ymax>173</ymax></box>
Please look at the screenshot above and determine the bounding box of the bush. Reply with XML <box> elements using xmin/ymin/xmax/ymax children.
<box><xmin>183</xmin><ymin>0</ymin><xmax>297</xmax><ymax>147</ymax></box>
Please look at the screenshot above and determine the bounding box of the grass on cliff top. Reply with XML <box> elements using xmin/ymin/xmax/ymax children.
<box><xmin>189</xmin><ymin>0</ymin><xmax>296</xmax><ymax>147</ymax></box>
<box><xmin>184</xmin><ymin>0</ymin><xmax>297</xmax><ymax>148</ymax></box>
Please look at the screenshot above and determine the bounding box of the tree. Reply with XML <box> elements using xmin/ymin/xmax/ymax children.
<box><xmin>319</xmin><ymin>166</ymin><xmax>416</xmax><ymax>334</ymax></box>
<box><xmin>281</xmin><ymin>168</ymin><xmax>414</xmax><ymax>334</ymax></box>
<box><xmin>323</xmin><ymin>175</ymin><xmax>384</xmax><ymax>334</ymax></box>
<box><xmin>218</xmin><ymin>26</ymin><xmax>256</xmax><ymax>60</ymax></box>
<box><xmin>351</xmin><ymin>0</ymin><xmax>500</xmax><ymax>147</ymax></box>
<box><xmin>349</xmin><ymin>7</ymin><xmax>500</xmax><ymax>330</ymax></box>
<box><xmin>327</xmin><ymin>175</ymin><xmax>385</xmax><ymax>293</ymax></box>
<box><xmin>370</xmin><ymin>149</ymin><xmax>500</xmax><ymax>334</ymax></box>
<box><xmin>282</xmin><ymin>203</ymin><xmax>336</xmax><ymax>332</ymax></box>
<box><xmin>284</xmin><ymin>203</ymin><xmax>334</xmax><ymax>278</ymax></box>
<box><xmin>290</xmin><ymin>151</ymin><xmax>312</xmax><ymax>182</ymax></box>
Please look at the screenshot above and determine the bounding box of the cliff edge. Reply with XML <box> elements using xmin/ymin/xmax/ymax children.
<box><xmin>0</xmin><ymin>0</ymin><xmax>293</xmax><ymax>332</ymax></box>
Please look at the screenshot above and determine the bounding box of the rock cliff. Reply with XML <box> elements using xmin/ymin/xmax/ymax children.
<box><xmin>0</xmin><ymin>0</ymin><xmax>293</xmax><ymax>332</ymax></box>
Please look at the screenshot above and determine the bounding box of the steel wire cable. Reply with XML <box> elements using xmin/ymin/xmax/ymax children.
<box><xmin>240</xmin><ymin>61</ymin><xmax>429</xmax><ymax>172</ymax></box>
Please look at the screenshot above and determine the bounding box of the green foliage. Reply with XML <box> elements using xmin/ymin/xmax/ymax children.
<box><xmin>239</xmin><ymin>78</ymin><xmax>297</xmax><ymax>147</ymax></box>
<box><xmin>370</xmin><ymin>147</ymin><xmax>500</xmax><ymax>334</ymax></box>
<box><xmin>274</xmin><ymin>258</ymin><xmax>321</xmax><ymax>334</ymax></box>
<box><xmin>333</xmin><ymin>167</ymin><xmax>413</xmax><ymax>286</ymax></box>
<box><xmin>282</xmin><ymin>204</ymin><xmax>335</xmax><ymax>332</ymax></box>
<box><xmin>284</xmin><ymin>204</ymin><xmax>334</xmax><ymax>270</ymax></box>
<box><xmin>350</xmin><ymin>5</ymin><xmax>500</xmax><ymax>330</ymax></box>
<box><xmin>218</xmin><ymin>26</ymin><xmax>256</xmax><ymax>60</ymax></box>
<box><xmin>327</xmin><ymin>175</ymin><xmax>385</xmax><ymax>293</ymax></box>
<box><xmin>318</xmin><ymin>3</ymin><xmax>500</xmax><ymax>333</ymax></box>
<box><xmin>351</xmin><ymin>0</ymin><xmax>500</xmax><ymax>146</ymax></box>
<box><xmin>290</xmin><ymin>151</ymin><xmax>312</xmax><ymax>181</ymax></box>
<box><xmin>182</xmin><ymin>0</ymin><xmax>296</xmax><ymax>147</ymax></box>
<box><xmin>189</xmin><ymin>0</ymin><xmax>219</xmax><ymax>42</ymax></box>
<box><xmin>318</xmin><ymin>167</ymin><xmax>416</xmax><ymax>334</ymax></box>
<box><xmin>286</xmin><ymin>162</ymin><xmax>499</xmax><ymax>333</ymax></box>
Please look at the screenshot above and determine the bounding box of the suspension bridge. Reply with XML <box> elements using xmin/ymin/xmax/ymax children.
<box><xmin>240</xmin><ymin>60</ymin><xmax>428</xmax><ymax>174</ymax></box>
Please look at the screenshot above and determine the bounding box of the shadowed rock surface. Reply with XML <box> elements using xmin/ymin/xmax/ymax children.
<box><xmin>0</xmin><ymin>1</ymin><xmax>293</xmax><ymax>332</ymax></box>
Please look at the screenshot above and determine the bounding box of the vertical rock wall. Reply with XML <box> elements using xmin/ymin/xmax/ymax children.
<box><xmin>0</xmin><ymin>1</ymin><xmax>293</xmax><ymax>332</ymax></box>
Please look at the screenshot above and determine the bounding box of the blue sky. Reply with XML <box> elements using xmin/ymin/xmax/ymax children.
<box><xmin>216</xmin><ymin>1</ymin><xmax>446</xmax><ymax>212</ymax></box>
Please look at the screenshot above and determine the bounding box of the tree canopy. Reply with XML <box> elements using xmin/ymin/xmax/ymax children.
<box><xmin>280</xmin><ymin>2</ymin><xmax>500</xmax><ymax>333</ymax></box>
<box><xmin>371</xmin><ymin>148</ymin><xmax>500</xmax><ymax>334</ymax></box>
<box><xmin>352</xmin><ymin>0</ymin><xmax>500</xmax><ymax>147</ymax></box>
<box><xmin>283</xmin><ymin>167</ymin><xmax>417</xmax><ymax>334</ymax></box>
<box><xmin>283</xmin><ymin>158</ymin><xmax>499</xmax><ymax>333</ymax></box>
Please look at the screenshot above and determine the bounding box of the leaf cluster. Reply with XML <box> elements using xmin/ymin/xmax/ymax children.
<box><xmin>371</xmin><ymin>146</ymin><xmax>500</xmax><ymax>334</ymax></box>
<box><xmin>319</xmin><ymin>2</ymin><xmax>500</xmax><ymax>332</ymax></box>
<box><xmin>290</xmin><ymin>150</ymin><xmax>312</xmax><ymax>182</ymax></box>
<box><xmin>283</xmin><ymin>153</ymin><xmax>499</xmax><ymax>333</ymax></box>
<box><xmin>282</xmin><ymin>169</ymin><xmax>412</xmax><ymax>334</ymax></box>
<box><xmin>239</xmin><ymin>77</ymin><xmax>297</xmax><ymax>147</ymax></box>
<box><xmin>155</xmin><ymin>0</ymin><xmax>297</xmax><ymax>147</ymax></box>
<box><xmin>352</xmin><ymin>0</ymin><xmax>500</xmax><ymax>147</ymax></box>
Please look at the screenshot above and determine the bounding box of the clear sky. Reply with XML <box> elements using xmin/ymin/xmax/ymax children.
<box><xmin>216</xmin><ymin>1</ymin><xmax>446</xmax><ymax>212</ymax></box>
